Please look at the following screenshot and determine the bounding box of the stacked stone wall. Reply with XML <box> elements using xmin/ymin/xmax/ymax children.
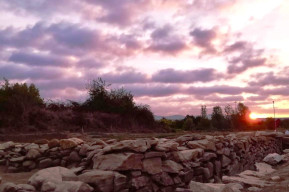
<box><xmin>0</xmin><ymin>131</ymin><xmax>284</xmax><ymax>191</ymax></box>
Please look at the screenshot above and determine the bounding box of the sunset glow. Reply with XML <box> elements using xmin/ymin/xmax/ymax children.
<box><xmin>0</xmin><ymin>0</ymin><xmax>288</xmax><ymax>116</ymax></box>
<box><xmin>250</xmin><ymin>113</ymin><xmax>258</xmax><ymax>120</ymax></box>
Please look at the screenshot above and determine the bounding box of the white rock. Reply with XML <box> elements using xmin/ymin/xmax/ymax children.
<box><xmin>28</xmin><ymin>166</ymin><xmax>78</xmax><ymax>189</ymax></box>
<box><xmin>263</xmin><ymin>153</ymin><xmax>283</xmax><ymax>165</ymax></box>
<box><xmin>271</xmin><ymin>176</ymin><xmax>281</xmax><ymax>181</ymax></box>
<box><xmin>93</xmin><ymin>153</ymin><xmax>143</xmax><ymax>171</ymax></box>
<box><xmin>0</xmin><ymin>182</ymin><xmax>18</xmax><ymax>192</ymax></box>
<box><xmin>78</xmin><ymin>170</ymin><xmax>126</xmax><ymax>192</ymax></box>
<box><xmin>247</xmin><ymin>187</ymin><xmax>262</xmax><ymax>192</ymax></box>
<box><xmin>189</xmin><ymin>181</ymin><xmax>239</xmax><ymax>192</ymax></box>
<box><xmin>0</xmin><ymin>141</ymin><xmax>15</xmax><ymax>150</ymax></box>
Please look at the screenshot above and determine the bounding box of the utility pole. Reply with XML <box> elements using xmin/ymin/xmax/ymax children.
<box><xmin>273</xmin><ymin>101</ymin><xmax>276</xmax><ymax>132</ymax></box>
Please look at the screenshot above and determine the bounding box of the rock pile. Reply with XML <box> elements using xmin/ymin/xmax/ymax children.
<box><xmin>0</xmin><ymin>131</ymin><xmax>284</xmax><ymax>192</ymax></box>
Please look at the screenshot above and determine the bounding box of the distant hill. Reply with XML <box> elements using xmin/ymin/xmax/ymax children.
<box><xmin>154</xmin><ymin>115</ymin><xmax>185</xmax><ymax>120</ymax></box>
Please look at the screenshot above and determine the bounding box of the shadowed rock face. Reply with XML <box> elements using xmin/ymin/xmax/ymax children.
<box><xmin>0</xmin><ymin>131</ymin><xmax>285</xmax><ymax>191</ymax></box>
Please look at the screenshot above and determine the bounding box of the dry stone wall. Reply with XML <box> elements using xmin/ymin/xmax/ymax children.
<box><xmin>0</xmin><ymin>131</ymin><xmax>284</xmax><ymax>192</ymax></box>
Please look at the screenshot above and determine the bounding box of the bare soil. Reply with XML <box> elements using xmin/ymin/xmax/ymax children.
<box><xmin>0</xmin><ymin>166</ymin><xmax>38</xmax><ymax>184</ymax></box>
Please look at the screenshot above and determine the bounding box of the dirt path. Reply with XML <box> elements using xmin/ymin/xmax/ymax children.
<box><xmin>258</xmin><ymin>162</ymin><xmax>289</xmax><ymax>192</ymax></box>
<box><xmin>0</xmin><ymin>166</ymin><xmax>38</xmax><ymax>184</ymax></box>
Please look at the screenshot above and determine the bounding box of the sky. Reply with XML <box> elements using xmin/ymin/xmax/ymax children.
<box><xmin>0</xmin><ymin>0</ymin><xmax>288</xmax><ymax>117</ymax></box>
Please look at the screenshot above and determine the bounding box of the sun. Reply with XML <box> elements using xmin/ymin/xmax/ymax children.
<box><xmin>250</xmin><ymin>113</ymin><xmax>258</xmax><ymax>120</ymax></box>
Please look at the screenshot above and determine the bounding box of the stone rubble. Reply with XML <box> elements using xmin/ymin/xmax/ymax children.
<box><xmin>0</xmin><ymin>131</ymin><xmax>286</xmax><ymax>192</ymax></box>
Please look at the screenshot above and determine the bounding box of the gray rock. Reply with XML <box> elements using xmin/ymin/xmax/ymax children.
<box><xmin>10</xmin><ymin>156</ymin><xmax>25</xmax><ymax>163</ymax></box>
<box><xmin>68</xmin><ymin>151</ymin><xmax>81</xmax><ymax>162</ymax></box>
<box><xmin>26</xmin><ymin>149</ymin><xmax>41</xmax><ymax>159</ymax></box>
<box><xmin>143</xmin><ymin>157</ymin><xmax>162</xmax><ymax>174</ymax></box>
<box><xmin>78</xmin><ymin>170</ymin><xmax>126</xmax><ymax>192</ymax></box>
<box><xmin>24</xmin><ymin>143</ymin><xmax>39</xmax><ymax>150</ymax></box>
<box><xmin>247</xmin><ymin>187</ymin><xmax>262</xmax><ymax>192</ymax></box>
<box><xmin>103</xmin><ymin>139</ymin><xmax>155</xmax><ymax>153</ymax></box>
<box><xmin>53</xmin><ymin>181</ymin><xmax>94</xmax><ymax>192</ymax></box>
<box><xmin>187</xmin><ymin>140</ymin><xmax>216</xmax><ymax>151</ymax></box>
<box><xmin>48</xmin><ymin>139</ymin><xmax>60</xmax><ymax>148</ymax></box>
<box><xmin>0</xmin><ymin>141</ymin><xmax>15</xmax><ymax>150</ymax></box>
<box><xmin>162</xmin><ymin>160</ymin><xmax>183</xmax><ymax>173</ymax></box>
<box><xmin>93</xmin><ymin>153</ymin><xmax>143</xmax><ymax>171</ymax></box>
<box><xmin>173</xmin><ymin>149</ymin><xmax>203</xmax><ymax>162</ymax></box>
<box><xmin>38</xmin><ymin>158</ymin><xmax>53</xmax><ymax>169</ymax></box>
<box><xmin>23</xmin><ymin>160</ymin><xmax>36</xmax><ymax>169</ymax></box>
<box><xmin>17</xmin><ymin>184</ymin><xmax>36</xmax><ymax>192</ymax></box>
<box><xmin>263</xmin><ymin>153</ymin><xmax>283</xmax><ymax>165</ymax></box>
<box><xmin>28</xmin><ymin>166</ymin><xmax>78</xmax><ymax>189</ymax></box>
<box><xmin>155</xmin><ymin>140</ymin><xmax>179</xmax><ymax>152</ymax></box>
<box><xmin>0</xmin><ymin>182</ymin><xmax>18</xmax><ymax>192</ymax></box>
<box><xmin>59</xmin><ymin>138</ymin><xmax>84</xmax><ymax>150</ymax></box>
<box><xmin>131</xmin><ymin>176</ymin><xmax>150</xmax><ymax>189</ymax></box>
<box><xmin>79</xmin><ymin>144</ymin><xmax>90</xmax><ymax>156</ymax></box>
<box><xmin>189</xmin><ymin>181</ymin><xmax>239</xmax><ymax>192</ymax></box>
<box><xmin>203</xmin><ymin>152</ymin><xmax>217</xmax><ymax>161</ymax></box>
<box><xmin>152</xmin><ymin>172</ymin><xmax>174</xmax><ymax>186</ymax></box>
<box><xmin>221</xmin><ymin>155</ymin><xmax>231</xmax><ymax>167</ymax></box>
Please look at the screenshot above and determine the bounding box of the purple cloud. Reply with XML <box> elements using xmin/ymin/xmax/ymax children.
<box><xmin>0</xmin><ymin>64</ymin><xmax>65</xmax><ymax>80</ymax></box>
<box><xmin>152</xmin><ymin>68</ymin><xmax>220</xmax><ymax>83</ymax></box>
<box><xmin>249</xmin><ymin>71</ymin><xmax>289</xmax><ymax>86</ymax></box>
<box><xmin>147</xmin><ymin>41</ymin><xmax>187</xmax><ymax>54</ymax></box>
<box><xmin>9</xmin><ymin>51</ymin><xmax>71</xmax><ymax>67</ymax></box>
<box><xmin>190</xmin><ymin>28</ymin><xmax>217</xmax><ymax>53</ymax></box>
<box><xmin>101</xmin><ymin>71</ymin><xmax>148</xmax><ymax>84</ymax></box>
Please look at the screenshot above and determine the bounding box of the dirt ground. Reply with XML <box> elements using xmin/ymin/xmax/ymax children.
<box><xmin>0</xmin><ymin>166</ymin><xmax>38</xmax><ymax>184</ymax></box>
<box><xmin>259</xmin><ymin>161</ymin><xmax>289</xmax><ymax>192</ymax></box>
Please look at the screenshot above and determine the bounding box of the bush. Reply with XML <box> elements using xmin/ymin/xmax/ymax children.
<box><xmin>182</xmin><ymin>117</ymin><xmax>194</xmax><ymax>130</ymax></box>
<box><xmin>0</xmin><ymin>79</ymin><xmax>44</xmax><ymax>128</ymax></box>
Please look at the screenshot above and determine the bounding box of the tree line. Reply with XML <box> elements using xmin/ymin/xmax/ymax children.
<box><xmin>0</xmin><ymin>78</ymin><xmax>155</xmax><ymax>133</ymax></box>
<box><xmin>158</xmin><ymin>103</ymin><xmax>287</xmax><ymax>132</ymax></box>
<box><xmin>1</xmin><ymin>78</ymin><xmax>288</xmax><ymax>133</ymax></box>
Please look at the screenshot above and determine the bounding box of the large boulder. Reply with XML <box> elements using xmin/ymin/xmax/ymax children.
<box><xmin>155</xmin><ymin>140</ymin><xmax>179</xmax><ymax>152</ymax></box>
<box><xmin>60</xmin><ymin>138</ymin><xmax>84</xmax><ymax>150</ymax></box>
<box><xmin>48</xmin><ymin>181</ymin><xmax>93</xmax><ymax>192</ymax></box>
<box><xmin>28</xmin><ymin>166</ymin><xmax>78</xmax><ymax>189</ymax></box>
<box><xmin>93</xmin><ymin>153</ymin><xmax>143</xmax><ymax>171</ymax></box>
<box><xmin>0</xmin><ymin>182</ymin><xmax>18</xmax><ymax>192</ymax></box>
<box><xmin>189</xmin><ymin>181</ymin><xmax>242</xmax><ymax>192</ymax></box>
<box><xmin>17</xmin><ymin>184</ymin><xmax>36</xmax><ymax>192</ymax></box>
<box><xmin>187</xmin><ymin>139</ymin><xmax>216</xmax><ymax>151</ymax></box>
<box><xmin>103</xmin><ymin>139</ymin><xmax>155</xmax><ymax>153</ymax></box>
<box><xmin>172</xmin><ymin>149</ymin><xmax>203</xmax><ymax>162</ymax></box>
<box><xmin>143</xmin><ymin>157</ymin><xmax>162</xmax><ymax>174</ymax></box>
<box><xmin>48</xmin><ymin>139</ymin><xmax>60</xmax><ymax>148</ymax></box>
<box><xmin>162</xmin><ymin>160</ymin><xmax>183</xmax><ymax>173</ymax></box>
<box><xmin>78</xmin><ymin>170</ymin><xmax>127</xmax><ymax>192</ymax></box>
<box><xmin>26</xmin><ymin>148</ymin><xmax>41</xmax><ymax>159</ymax></box>
<box><xmin>0</xmin><ymin>141</ymin><xmax>15</xmax><ymax>150</ymax></box>
<box><xmin>263</xmin><ymin>153</ymin><xmax>283</xmax><ymax>165</ymax></box>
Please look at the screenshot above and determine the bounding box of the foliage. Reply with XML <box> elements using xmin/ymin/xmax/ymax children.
<box><xmin>211</xmin><ymin>106</ymin><xmax>226</xmax><ymax>130</ymax></box>
<box><xmin>83</xmin><ymin>78</ymin><xmax>155</xmax><ymax>127</ymax></box>
<box><xmin>182</xmin><ymin>117</ymin><xmax>194</xmax><ymax>130</ymax></box>
<box><xmin>201</xmin><ymin>105</ymin><xmax>207</xmax><ymax>119</ymax></box>
<box><xmin>0</xmin><ymin>79</ymin><xmax>44</xmax><ymax>128</ymax></box>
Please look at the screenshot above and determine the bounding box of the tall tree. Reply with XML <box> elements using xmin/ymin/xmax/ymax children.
<box><xmin>211</xmin><ymin>106</ymin><xmax>225</xmax><ymax>129</ymax></box>
<box><xmin>201</xmin><ymin>105</ymin><xmax>207</xmax><ymax>119</ymax></box>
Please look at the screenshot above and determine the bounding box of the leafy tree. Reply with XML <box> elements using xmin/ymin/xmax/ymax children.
<box><xmin>211</xmin><ymin>106</ymin><xmax>226</xmax><ymax>130</ymax></box>
<box><xmin>197</xmin><ymin>105</ymin><xmax>211</xmax><ymax>129</ymax></box>
<box><xmin>201</xmin><ymin>105</ymin><xmax>207</xmax><ymax>119</ymax></box>
<box><xmin>0</xmin><ymin>79</ymin><xmax>43</xmax><ymax>128</ymax></box>
<box><xmin>182</xmin><ymin>117</ymin><xmax>194</xmax><ymax>130</ymax></box>
<box><xmin>84</xmin><ymin>78</ymin><xmax>110</xmax><ymax>112</ymax></box>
